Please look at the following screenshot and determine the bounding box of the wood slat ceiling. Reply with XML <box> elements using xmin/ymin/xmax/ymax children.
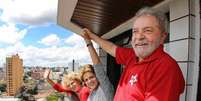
<box><xmin>71</xmin><ymin>0</ymin><xmax>164</xmax><ymax>36</ymax></box>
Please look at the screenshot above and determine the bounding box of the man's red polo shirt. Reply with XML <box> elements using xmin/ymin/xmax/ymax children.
<box><xmin>114</xmin><ymin>45</ymin><xmax>185</xmax><ymax>101</ymax></box>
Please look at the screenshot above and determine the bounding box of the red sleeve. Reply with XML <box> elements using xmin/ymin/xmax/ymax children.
<box><xmin>53</xmin><ymin>83</ymin><xmax>72</xmax><ymax>95</ymax></box>
<box><xmin>144</xmin><ymin>57</ymin><xmax>185</xmax><ymax>101</ymax></box>
<box><xmin>53</xmin><ymin>83</ymin><xmax>66</xmax><ymax>92</ymax></box>
<box><xmin>79</xmin><ymin>87</ymin><xmax>90</xmax><ymax>101</ymax></box>
<box><xmin>116</xmin><ymin>47</ymin><xmax>135</xmax><ymax>65</ymax></box>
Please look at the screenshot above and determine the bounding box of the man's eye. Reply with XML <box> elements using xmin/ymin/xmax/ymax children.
<box><xmin>145</xmin><ymin>30</ymin><xmax>150</xmax><ymax>32</ymax></box>
<box><xmin>144</xmin><ymin>29</ymin><xmax>153</xmax><ymax>33</ymax></box>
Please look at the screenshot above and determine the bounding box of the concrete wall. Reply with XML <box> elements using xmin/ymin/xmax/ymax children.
<box><xmin>167</xmin><ymin>0</ymin><xmax>200</xmax><ymax>100</ymax></box>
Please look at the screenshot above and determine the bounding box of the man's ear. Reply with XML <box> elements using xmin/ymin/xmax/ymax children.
<box><xmin>160</xmin><ymin>32</ymin><xmax>167</xmax><ymax>44</ymax></box>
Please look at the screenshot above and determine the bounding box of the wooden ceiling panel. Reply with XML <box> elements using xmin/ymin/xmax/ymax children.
<box><xmin>71</xmin><ymin>0</ymin><xmax>164</xmax><ymax>36</ymax></box>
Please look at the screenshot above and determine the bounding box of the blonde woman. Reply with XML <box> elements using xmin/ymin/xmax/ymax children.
<box><xmin>44</xmin><ymin>70</ymin><xmax>90</xmax><ymax>101</ymax></box>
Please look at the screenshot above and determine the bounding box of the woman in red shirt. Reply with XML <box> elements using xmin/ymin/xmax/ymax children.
<box><xmin>44</xmin><ymin>69</ymin><xmax>90</xmax><ymax>101</ymax></box>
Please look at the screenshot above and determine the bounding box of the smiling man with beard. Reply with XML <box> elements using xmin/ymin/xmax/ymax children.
<box><xmin>81</xmin><ymin>7</ymin><xmax>185</xmax><ymax>101</ymax></box>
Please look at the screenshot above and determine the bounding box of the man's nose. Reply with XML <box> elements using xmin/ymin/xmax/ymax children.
<box><xmin>134</xmin><ymin>33</ymin><xmax>145</xmax><ymax>40</ymax></box>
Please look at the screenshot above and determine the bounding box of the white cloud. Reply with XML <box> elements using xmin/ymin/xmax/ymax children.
<box><xmin>64</xmin><ymin>33</ymin><xmax>99</xmax><ymax>64</ymax></box>
<box><xmin>38</xmin><ymin>34</ymin><xmax>60</xmax><ymax>46</ymax></box>
<box><xmin>63</xmin><ymin>33</ymin><xmax>93</xmax><ymax>65</ymax></box>
<box><xmin>65</xmin><ymin>33</ymin><xmax>86</xmax><ymax>48</ymax></box>
<box><xmin>0</xmin><ymin>0</ymin><xmax>99</xmax><ymax>68</ymax></box>
<box><xmin>0</xmin><ymin>24</ymin><xmax>27</xmax><ymax>44</ymax></box>
<box><xmin>0</xmin><ymin>34</ymin><xmax>94</xmax><ymax>67</ymax></box>
<box><xmin>0</xmin><ymin>0</ymin><xmax>57</xmax><ymax>25</ymax></box>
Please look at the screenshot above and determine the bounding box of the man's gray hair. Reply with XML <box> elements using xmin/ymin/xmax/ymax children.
<box><xmin>133</xmin><ymin>7</ymin><xmax>168</xmax><ymax>33</ymax></box>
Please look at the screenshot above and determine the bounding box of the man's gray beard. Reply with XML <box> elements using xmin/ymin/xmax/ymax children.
<box><xmin>134</xmin><ymin>46</ymin><xmax>155</xmax><ymax>59</ymax></box>
<box><xmin>132</xmin><ymin>36</ymin><xmax>162</xmax><ymax>60</ymax></box>
<box><xmin>133</xmin><ymin>41</ymin><xmax>161</xmax><ymax>59</ymax></box>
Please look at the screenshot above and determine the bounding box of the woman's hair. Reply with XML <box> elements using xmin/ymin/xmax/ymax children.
<box><xmin>133</xmin><ymin>7</ymin><xmax>168</xmax><ymax>33</ymax></box>
<box><xmin>79</xmin><ymin>64</ymin><xmax>95</xmax><ymax>82</ymax></box>
<box><xmin>62</xmin><ymin>71</ymin><xmax>82</xmax><ymax>87</ymax></box>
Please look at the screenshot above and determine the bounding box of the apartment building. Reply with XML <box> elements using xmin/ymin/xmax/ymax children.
<box><xmin>6</xmin><ymin>54</ymin><xmax>24</xmax><ymax>96</ymax></box>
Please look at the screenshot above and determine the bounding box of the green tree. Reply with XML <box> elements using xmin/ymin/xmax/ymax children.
<box><xmin>46</xmin><ymin>92</ymin><xmax>64</xmax><ymax>101</ymax></box>
<box><xmin>0</xmin><ymin>83</ymin><xmax>6</xmax><ymax>92</ymax></box>
<box><xmin>47</xmin><ymin>94</ymin><xmax>59</xmax><ymax>101</ymax></box>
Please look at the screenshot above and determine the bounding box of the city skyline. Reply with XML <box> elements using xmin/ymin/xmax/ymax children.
<box><xmin>0</xmin><ymin>0</ymin><xmax>95</xmax><ymax>67</ymax></box>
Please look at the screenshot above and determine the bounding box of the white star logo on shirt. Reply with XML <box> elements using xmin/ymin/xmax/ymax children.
<box><xmin>129</xmin><ymin>74</ymin><xmax>138</xmax><ymax>86</ymax></box>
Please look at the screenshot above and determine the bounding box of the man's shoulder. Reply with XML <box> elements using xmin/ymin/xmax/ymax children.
<box><xmin>160</xmin><ymin>52</ymin><xmax>178</xmax><ymax>64</ymax></box>
<box><xmin>117</xmin><ymin>47</ymin><xmax>134</xmax><ymax>54</ymax></box>
<box><xmin>155</xmin><ymin>52</ymin><xmax>180</xmax><ymax>71</ymax></box>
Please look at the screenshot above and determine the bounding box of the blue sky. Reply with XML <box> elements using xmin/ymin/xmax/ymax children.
<box><xmin>0</xmin><ymin>0</ymin><xmax>94</xmax><ymax>67</ymax></box>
